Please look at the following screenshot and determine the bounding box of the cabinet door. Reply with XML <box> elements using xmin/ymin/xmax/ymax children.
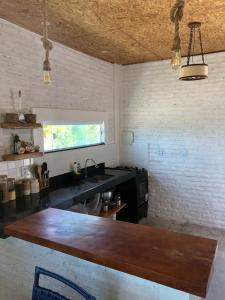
<box><xmin>136</xmin><ymin>180</ymin><xmax>148</xmax><ymax>206</ymax></box>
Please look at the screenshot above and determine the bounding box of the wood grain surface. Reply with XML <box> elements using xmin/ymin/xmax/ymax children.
<box><xmin>0</xmin><ymin>1</ymin><xmax>224</xmax><ymax>64</ymax></box>
<box><xmin>5</xmin><ymin>208</ymin><xmax>217</xmax><ymax>298</ymax></box>
<box><xmin>1</xmin><ymin>122</ymin><xmax>42</xmax><ymax>129</ymax></box>
<box><xmin>2</xmin><ymin>152</ymin><xmax>43</xmax><ymax>161</ymax></box>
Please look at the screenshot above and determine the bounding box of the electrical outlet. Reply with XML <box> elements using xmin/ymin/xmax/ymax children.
<box><xmin>21</xmin><ymin>166</ymin><xmax>31</xmax><ymax>178</ymax></box>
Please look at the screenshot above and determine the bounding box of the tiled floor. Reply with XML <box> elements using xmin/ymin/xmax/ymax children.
<box><xmin>140</xmin><ymin>217</ymin><xmax>225</xmax><ymax>300</ymax></box>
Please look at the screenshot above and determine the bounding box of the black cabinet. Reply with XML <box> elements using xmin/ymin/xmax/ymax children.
<box><xmin>116</xmin><ymin>170</ymin><xmax>149</xmax><ymax>223</ymax></box>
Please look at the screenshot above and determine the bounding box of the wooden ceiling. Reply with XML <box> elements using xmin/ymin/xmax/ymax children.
<box><xmin>0</xmin><ymin>1</ymin><xmax>225</xmax><ymax>65</ymax></box>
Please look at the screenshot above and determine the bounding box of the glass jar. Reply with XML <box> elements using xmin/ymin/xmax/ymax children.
<box><xmin>7</xmin><ymin>178</ymin><xmax>16</xmax><ymax>201</ymax></box>
<box><xmin>30</xmin><ymin>178</ymin><xmax>40</xmax><ymax>194</ymax></box>
<box><xmin>15</xmin><ymin>180</ymin><xmax>24</xmax><ymax>198</ymax></box>
<box><xmin>0</xmin><ymin>175</ymin><xmax>8</xmax><ymax>203</ymax></box>
<box><xmin>23</xmin><ymin>179</ymin><xmax>31</xmax><ymax>196</ymax></box>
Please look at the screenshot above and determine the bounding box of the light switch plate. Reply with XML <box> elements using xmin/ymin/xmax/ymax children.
<box><xmin>122</xmin><ymin>130</ymin><xmax>134</xmax><ymax>145</ymax></box>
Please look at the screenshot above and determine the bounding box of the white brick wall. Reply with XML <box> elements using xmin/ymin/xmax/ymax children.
<box><xmin>0</xmin><ymin>16</ymin><xmax>218</xmax><ymax>300</ymax></box>
<box><xmin>0</xmin><ymin>18</ymin><xmax>120</xmax><ymax>177</ymax></box>
<box><xmin>120</xmin><ymin>52</ymin><xmax>225</xmax><ymax>229</ymax></box>
<box><xmin>2</xmin><ymin>16</ymin><xmax>225</xmax><ymax>229</ymax></box>
<box><xmin>0</xmin><ymin>18</ymin><xmax>123</xmax><ymax>300</ymax></box>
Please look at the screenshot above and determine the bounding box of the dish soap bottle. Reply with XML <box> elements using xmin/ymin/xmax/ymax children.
<box><xmin>73</xmin><ymin>162</ymin><xmax>78</xmax><ymax>175</ymax></box>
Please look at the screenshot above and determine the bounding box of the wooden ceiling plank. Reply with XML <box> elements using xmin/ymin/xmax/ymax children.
<box><xmin>0</xmin><ymin>0</ymin><xmax>224</xmax><ymax>64</ymax></box>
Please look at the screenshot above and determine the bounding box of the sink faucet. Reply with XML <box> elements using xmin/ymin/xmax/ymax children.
<box><xmin>84</xmin><ymin>158</ymin><xmax>99</xmax><ymax>178</ymax></box>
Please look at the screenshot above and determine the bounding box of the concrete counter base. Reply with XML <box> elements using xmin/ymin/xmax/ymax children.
<box><xmin>0</xmin><ymin>238</ymin><xmax>201</xmax><ymax>300</ymax></box>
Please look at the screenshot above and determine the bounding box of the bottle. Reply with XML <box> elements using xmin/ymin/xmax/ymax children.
<box><xmin>0</xmin><ymin>175</ymin><xmax>8</xmax><ymax>203</ymax></box>
<box><xmin>73</xmin><ymin>162</ymin><xmax>78</xmax><ymax>175</ymax></box>
<box><xmin>13</xmin><ymin>134</ymin><xmax>21</xmax><ymax>154</ymax></box>
<box><xmin>116</xmin><ymin>195</ymin><xmax>122</xmax><ymax>206</ymax></box>
<box><xmin>17</xmin><ymin>90</ymin><xmax>25</xmax><ymax>122</ymax></box>
<box><xmin>13</xmin><ymin>90</ymin><xmax>24</xmax><ymax>121</ymax></box>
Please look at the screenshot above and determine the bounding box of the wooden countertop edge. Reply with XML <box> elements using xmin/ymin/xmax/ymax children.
<box><xmin>5</xmin><ymin>224</ymin><xmax>215</xmax><ymax>298</ymax></box>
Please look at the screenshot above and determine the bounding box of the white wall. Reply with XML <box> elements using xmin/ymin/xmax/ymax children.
<box><xmin>0</xmin><ymin>18</ymin><xmax>120</xmax><ymax>177</ymax></box>
<box><xmin>2</xmin><ymin>16</ymin><xmax>225</xmax><ymax>229</ymax></box>
<box><xmin>0</xmin><ymin>15</ymin><xmax>219</xmax><ymax>300</ymax></box>
<box><xmin>120</xmin><ymin>52</ymin><xmax>225</xmax><ymax>229</ymax></box>
<box><xmin>0</xmin><ymin>16</ymin><xmax>219</xmax><ymax>300</ymax></box>
<box><xmin>2</xmin><ymin>16</ymin><xmax>225</xmax><ymax>228</ymax></box>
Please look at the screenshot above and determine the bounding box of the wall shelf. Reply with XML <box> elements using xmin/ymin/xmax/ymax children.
<box><xmin>2</xmin><ymin>152</ymin><xmax>43</xmax><ymax>161</ymax></box>
<box><xmin>99</xmin><ymin>203</ymin><xmax>126</xmax><ymax>218</ymax></box>
<box><xmin>1</xmin><ymin>123</ymin><xmax>42</xmax><ymax>129</ymax></box>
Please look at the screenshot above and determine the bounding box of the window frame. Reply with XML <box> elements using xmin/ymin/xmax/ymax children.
<box><xmin>44</xmin><ymin>142</ymin><xmax>105</xmax><ymax>154</ymax></box>
<box><xmin>32</xmin><ymin>108</ymin><xmax>109</xmax><ymax>154</ymax></box>
<box><xmin>43</xmin><ymin>122</ymin><xmax>105</xmax><ymax>154</ymax></box>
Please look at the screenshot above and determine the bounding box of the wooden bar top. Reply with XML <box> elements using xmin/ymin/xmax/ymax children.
<box><xmin>5</xmin><ymin>208</ymin><xmax>217</xmax><ymax>298</ymax></box>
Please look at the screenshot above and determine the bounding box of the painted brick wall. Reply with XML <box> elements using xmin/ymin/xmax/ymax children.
<box><xmin>3</xmin><ymin>16</ymin><xmax>225</xmax><ymax>231</ymax></box>
<box><xmin>120</xmin><ymin>52</ymin><xmax>225</xmax><ymax>229</ymax></box>
<box><xmin>0</xmin><ymin>15</ymin><xmax>211</xmax><ymax>300</ymax></box>
<box><xmin>0</xmin><ymin>18</ymin><xmax>120</xmax><ymax>177</ymax></box>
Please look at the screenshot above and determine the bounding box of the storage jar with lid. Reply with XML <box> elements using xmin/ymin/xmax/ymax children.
<box><xmin>23</xmin><ymin>179</ymin><xmax>31</xmax><ymax>196</ymax></box>
<box><xmin>7</xmin><ymin>178</ymin><xmax>16</xmax><ymax>201</ymax></box>
<box><xmin>30</xmin><ymin>179</ymin><xmax>40</xmax><ymax>194</ymax></box>
<box><xmin>0</xmin><ymin>175</ymin><xmax>8</xmax><ymax>203</ymax></box>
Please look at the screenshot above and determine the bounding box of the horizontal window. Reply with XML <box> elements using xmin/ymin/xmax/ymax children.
<box><xmin>43</xmin><ymin>123</ymin><xmax>105</xmax><ymax>153</ymax></box>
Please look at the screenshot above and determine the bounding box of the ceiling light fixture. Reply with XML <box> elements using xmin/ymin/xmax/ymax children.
<box><xmin>179</xmin><ymin>22</ymin><xmax>208</xmax><ymax>81</ymax></box>
<box><xmin>41</xmin><ymin>0</ymin><xmax>53</xmax><ymax>84</ymax></box>
<box><xmin>170</xmin><ymin>0</ymin><xmax>185</xmax><ymax>70</ymax></box>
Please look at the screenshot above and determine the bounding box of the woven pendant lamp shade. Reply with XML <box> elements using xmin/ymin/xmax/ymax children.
<box><xmin>179</xmin><ymin>63</ymin><xmax>208</xmax><ymax>80</ymax></box>
<box><xmin>179</xmin><ymin>22</ymin><xmax>208</xmax><ymax>81</ymax></box>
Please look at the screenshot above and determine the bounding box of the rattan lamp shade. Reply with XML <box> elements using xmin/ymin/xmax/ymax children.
<box><xmin>179</xmin><ymin>63</ymin><xmax>208</xmax><ymax>80</ymax></box>
<box><xmin>179</xmin><ymin>22</ymin><xmax>208</xmax><ymax>81</ymax></box>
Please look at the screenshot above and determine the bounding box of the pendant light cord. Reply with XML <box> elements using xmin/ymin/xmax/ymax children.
<box><xmin>43</xmin><ymin>0</ymin><xmax>48</xmax><ymax>41</ymax></box>
<box><xmin>42</xmin><ymin>0</ymin><xmax>53</xmax><ymax>67</ymax></box>
<box><xmin>170</xmin><ymin>0</ymin><xmax>185</xmax><ymax>52</ymax></box>
<box><xmin>198</xmin><ymin>28</ymin><xmax>205</xmax><ymax>64</ymax></box>
<box><xmin>187</xmin><ymin>27</ymin><xmax>193</xmax><ymax>65</ymax></box>
<box><xmin>187</xmin><ymin>24</ymin><xmax>205</xmax><ymax>65</ymax></box>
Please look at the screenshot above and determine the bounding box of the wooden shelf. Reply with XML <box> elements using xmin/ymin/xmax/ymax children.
<box><xmin>2</xmin><ymin>152</ymin><xmax>43</xmax><ymax>161</ymax></box>
<box><xmin>1</xmin><ymin>122</ymin><xmax>42</xmax><ymax>129</ymax></box>
<box><xmin>99</xmin><ymin>203</ymin><xmax>126</xmax><ymax>218</ymax></box>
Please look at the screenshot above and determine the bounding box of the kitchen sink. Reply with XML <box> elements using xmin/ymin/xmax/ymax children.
<box><xmin>85</xmin><ymin>174</ymin><xmax>114</xmax><ymax>183</ymax></box>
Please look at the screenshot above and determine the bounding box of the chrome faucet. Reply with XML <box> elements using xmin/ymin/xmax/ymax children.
<box><xmin>84</xmin><ymin>158</ymin><xmax>99</xmax><ymax>178</ymax></box>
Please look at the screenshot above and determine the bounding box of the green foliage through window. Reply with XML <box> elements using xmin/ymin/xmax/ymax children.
<box><xmin>43</xmin><ymin>124</ymin><xmax>104</xmax><ymax>152</ymax></box>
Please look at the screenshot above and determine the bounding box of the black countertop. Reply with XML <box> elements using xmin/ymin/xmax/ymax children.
<box><xmin>48</xmin><ymin>168</ymin><xmax>135</xmax><ymax>209</ymax></box>
<box><xmin>0</xmin><ymin>167</ymin><xmax>135</xmax><ymax>237</ymax></box>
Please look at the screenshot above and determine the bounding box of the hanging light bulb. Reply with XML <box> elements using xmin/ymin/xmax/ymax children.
<box><xmin>171</xmin><ymin>50</ymin><xmax>182</xmax><ymax>70</ymax></box>
<box><xmin>43</xmin><ymin>55</ymin><xmax>51</xmax><ymax>84</ymax></box>
<box><xmin>43</xmin><ymin>70</ymin><xmax>51</xmax><ymax>84</ymax></box>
